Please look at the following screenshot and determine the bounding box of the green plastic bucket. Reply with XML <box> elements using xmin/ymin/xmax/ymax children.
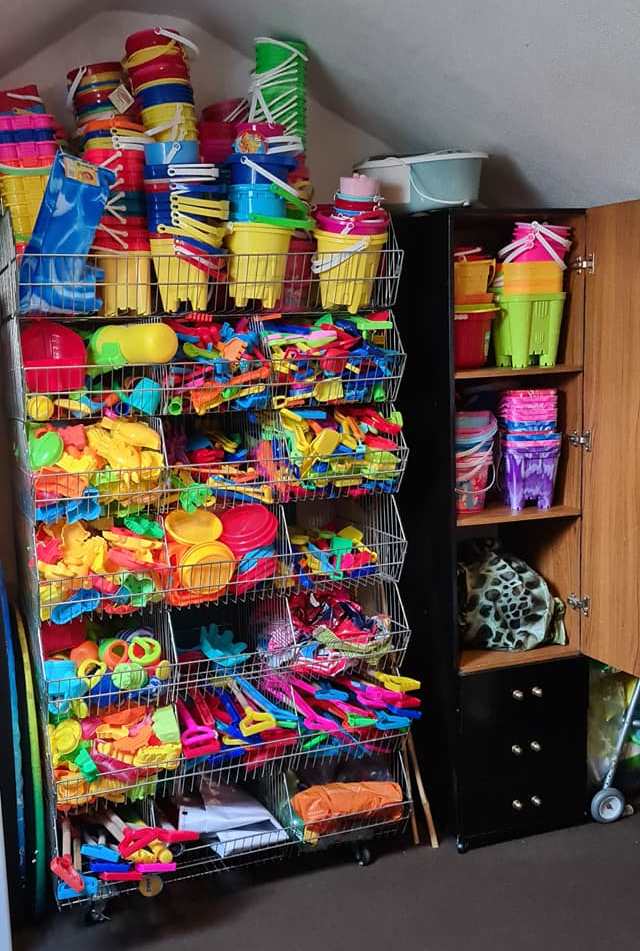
<box><xmin>493</xmin><ymin>291</ymin><xmax>566</xmax><ymax>368</ymax></box>
<box><xmin>255</xmin><ymin>38</ymin><xmax>308</xmax><ymax>72</ymax></box>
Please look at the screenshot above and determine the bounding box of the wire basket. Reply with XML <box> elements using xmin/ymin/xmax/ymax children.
<box><xmin>276</xmin><ymin>752</ymin><xmax>412</xmax><ymax>849</ymax></box>
<box><xmin>15</xmin><ymin>226</ymin><xmax>403</xmax><ymax>319</ymax></box>
<box><xmin>7</xmin><ymin>308</ymin><xmax>406</xmax><ymax>423</ymax></box>
<box><xmin>258</xmin><ymin>311</ymin><xmax>406</xmax><ymax>409</ymax></box>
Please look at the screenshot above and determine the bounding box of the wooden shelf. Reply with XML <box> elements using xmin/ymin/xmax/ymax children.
<box><xmin>459</xmin><ymin>643</ymin><xmax>581</xmax><ymax>675</ymax></box>
<box><xmin>457</xmin><ymin>503</ymin><xmax>581</xmax><ymax>527</ymax></box>
<box><xmin>455</xmin><ymin>365</ymin><xmax>582</xmax><ymax>381</ymax></box>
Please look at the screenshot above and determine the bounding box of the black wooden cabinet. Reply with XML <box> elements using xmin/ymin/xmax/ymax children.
<box><xmin>395</xmin><ymin>210</ymin><xmax>589</xmax><ymax>850</ymax></box>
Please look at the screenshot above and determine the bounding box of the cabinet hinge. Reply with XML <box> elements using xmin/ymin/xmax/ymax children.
<box><xmin>569</xmin><ymin>252</ymin><xmax>595</xmax><ymax>274</ymax></box>
<box><xmin>568</xmin><ymin>594</ymin><xmax>591</xmax><ymax>616</ymax></box>
<box><xmin>569</xmin><ymin>430</ymin><xmax>592</xmax><ymax>451</ymax></box>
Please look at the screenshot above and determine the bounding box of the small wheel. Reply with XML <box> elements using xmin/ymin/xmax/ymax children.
<box><xmin>591</xmin><ymin>787</ymin><xmax>626</xmax><ymax>823</ymax></box>
<box><xmin>84</xmin><ymin>899</ymin><xmax>109</xmax><ymax>925</ymax></box>
<box><xmin>354</xmin><ymin>844</ymin><xmax>371</xmax><ymax>866</ymax></box>
<box><xmin>456</xmin><ymin>837</ymin><xmax>469</xmax><ymax>854</ymax></box>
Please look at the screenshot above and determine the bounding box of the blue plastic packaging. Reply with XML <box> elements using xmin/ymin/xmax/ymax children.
<box><xmin>20</xmin><ymin>152</ymin><xmax>115</xmax><ymax>314</ymax></box>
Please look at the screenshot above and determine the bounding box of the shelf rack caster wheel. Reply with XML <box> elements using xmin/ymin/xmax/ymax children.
<box><xmin>353</xmin><ymin>844</ymin><xmax>371</xmax><ymax>867</ymax></box>
<box><xmin>84</xmin><ymin>899</ymin><xmax>109</xmax><ymax>925</ymax></box>
<box><xmin>456</xmin><ymin>837</ymin><xmax>469</xmax><ymax>854</ymax></box>
<box><xmin>591</xmin><ymin>787</ymin><xmax>627</xmax><ymax>823</ymax></box>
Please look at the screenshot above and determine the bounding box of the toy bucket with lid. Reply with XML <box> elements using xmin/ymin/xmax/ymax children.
<box><xmin>97</xmin><ymin>251</ymin><xmax>152</xmax><ymax>317</ymax></box>
<box><xmin>354</xmin><ymin>151</ymin><xmax>487</xmax><ymax>212</ymax></box>
<box><xmin>311</xmin><ymin>228</ymin><xmax>387</xmax><ymax>314</ymax></box>
<box><xmin>225</xmin><ymin>221</ymin><xmax>292</xmax><ymax>309</ymax></box>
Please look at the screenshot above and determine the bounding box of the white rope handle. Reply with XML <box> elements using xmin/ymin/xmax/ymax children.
<box><xmin>239</xmin><ymin>155</ymin><xmax>299</xmax><ymax>197</ymax></box>
<box><xmin>6</xmin><ymin>92</ymin><xmax>44</xmax><ymax>105</ymax></box>
<box><xmin>224</xmin><ymin>98</ymin><xmax>249</xmax><ymax>123</ymax></box>
<box><xmin>408</xmin><ymin>166</ymin><xmax>467</xmax><ymax>206</ymax></box>
<box><xmin>498</xmin><ymin>221</ymin><xmax>571</xmax><ymax>270</ymax></box>
<box><xmin>311</xmin><ymin>238</ymin><xmax>370</xmax><ymax>275</ymax></box>
<box><xmin>66</xmin><ymin>66</ymin><xmax>87</xmax><ymax>108</ymax></box>
<box><xmin>155</xmin><ymin>28</ymin><xmax>199</xmax><ymax>57</ymax></box>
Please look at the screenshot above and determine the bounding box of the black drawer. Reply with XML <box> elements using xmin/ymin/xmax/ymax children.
<box><xmin>455</xmin><ymin>657</ymin><xmax>588</xmax><ymax>848</ymax></box>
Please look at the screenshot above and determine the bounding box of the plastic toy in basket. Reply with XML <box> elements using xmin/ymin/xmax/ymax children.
<box><xmin>256</xmin><ymin>405</ymin><xmax>406</xmax><ymax>501</ymax></box>
<box><xmin>29</xmin><ymin>417</ymin><xmax>165</xmax><ymax>522</ymax></box>
<box><xmin>164</xmin><ymin>502</ymin><xmax>279</xmax><ymax>607</ymax></box>
<box><xmin>162</xmin><ymin>314</ymin><xmax>271</xmax><ymax>415</ymax></box>
<box><xmin>52</xmin><ymin>701</ymin><xmax>181</xmax><ymax>810</ymax></box>
<box><xmin>19</xmin><ymin>152</ymin><xmax>115</xmax><ymax>315</ymax></box>
<box><xmin>37</xmin><ymin>516</ymin><xmax>168</xmax><ymax>624</ymax></box>
<box><xmin>259</xmin><ymin>311</ymin><xmax>403</xmax><ymax>408</ymax></box>
<box><xmin>289</xmin><ymin>519</ymin><xmax>378</xmax><ymax>587</ymax></box>
<box><xmin>164</xmin><ymin>416</ymin><xmax>272</xmax><ymax>509</ymax></box>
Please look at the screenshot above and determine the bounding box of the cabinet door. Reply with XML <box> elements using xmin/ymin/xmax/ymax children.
<box><xmin>582</xmin><ymin>200</ymin><xmax>640</xmax><ymax>675</ymax></box>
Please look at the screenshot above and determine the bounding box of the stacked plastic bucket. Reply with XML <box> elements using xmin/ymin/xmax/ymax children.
<box><xmin>0</xmin><ymin>114</ymin><xmax>59</xmax><ymax>251</ymax></box>
<box><xmin>312</xmin><ymin>173</ymin><xmax>389</xmax><ymax>314</ymax></box>
<box><xmin>498</xmin><ymin>389</ymin><xmax>561</xmax><ymax>511</ymax></box>
<box><xmin>144</xmin><ymin>140</ymin><xmax>229</xmax><ymax>312</ymax></box>
<box><xmin>199</xmin><ymin>98</ymin><xmax>249</xmax><ymax>165</ymax></box>
<box><xmin>455</xmin><ymin>410</ymin><xmax>497</xmax><ymax>515</ymax></box>
<box><xmin>66</xmin><ymin>61</ymin><xmax>139</xmax><ymax>126</ymax></box>
<box><xmin>225</xmin><ymin>122</ymin><xmax>312</xmax><ymax>309</ymax></box>
<box><xmin>492</xmin><ymin>222</ymin><xmax>572</xmax><ymax>368</ymax></box>
<box><xmin>453</xmin><ymin>245</ymin><xmax>498</xmax><ymax>369</ymax></box>
<box><xmin>125</xmin><ymin>28</ymin><xmax>198</xmax><ymax>142</ymax></box>
<box><xmin>70</xmin><ymin>74</ymin><xmax>151</xmax><ymax>316</ymax></box>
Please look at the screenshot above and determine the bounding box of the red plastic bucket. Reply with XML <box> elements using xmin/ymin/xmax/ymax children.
<box><xmin>453</xmin><ymin>308</ymin><xmax>497</xmax><ymax>370</ymax></box>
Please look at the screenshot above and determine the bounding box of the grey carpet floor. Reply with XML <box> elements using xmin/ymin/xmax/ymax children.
<box><xmin>15</xmin><ymin>816</ymin><xmax>640</xmax><ymax>951</ymax></box>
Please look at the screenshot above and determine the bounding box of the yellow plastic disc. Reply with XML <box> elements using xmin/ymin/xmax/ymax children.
<box><xmin>165</xmin><ymin>508</ymin><xmax>222</xmax><ymax>545</ymax></box>
<box><xmin>178</xmin><ymin>540</ymin><xmax>235</xmax><ymax>595</ymax></box>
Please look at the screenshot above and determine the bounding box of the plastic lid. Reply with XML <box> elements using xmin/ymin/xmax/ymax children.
<box><xmin>219</xmin><ymin>504</ymin><xmax>278</xmax><ymax>555</ymax></box>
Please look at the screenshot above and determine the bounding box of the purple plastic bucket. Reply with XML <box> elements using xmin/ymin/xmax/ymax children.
<box><xmin>502</xmin><ymin>444</ymin><xmax>561</xmax><ymax>511</ymax></box>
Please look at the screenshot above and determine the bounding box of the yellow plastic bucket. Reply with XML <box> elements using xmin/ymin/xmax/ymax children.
<box><xmin>494</xmin><ymin>261</ymin><xmax>564</xmax><ymax>295</ymax></box>
<box><xmin>150</xmin><ymin>238</ymin><xmax>208</xmax><ymax>312</ymax></box>
<box><xmin>312</xmin><ymin>228</ymin><xmax>388</xmax><ymax>314</ymax></box>
<box><xmin>97</xmin><ymin>251</ymin><xmax>152</xmax><ymax>316</ymax></box>
<box><xmin>454</xmin><ymin>258</ymin><xmax>495</xmax><ymax>301</ymax></box>
<box><xmin>0</xmin><ymin>171</ymin><xmax>48</xmax><ymax>241</ymax></box>
<box><xmin>225</xmin><ymin>221</ymin><xmax>292</xmax><ymax>309</ymax></box>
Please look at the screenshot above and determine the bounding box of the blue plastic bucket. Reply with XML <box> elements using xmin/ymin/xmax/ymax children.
<box><xmin>225</xmin><ymin>151</ymin><xmax>296</xmax><ymax>186</ymax></box>
<box><xmin>228</xmin><ymin>183</ymin><xmax>285</xmax><ymax>221</ymax></box>
<box><xmin>144</xmin><ymin>140</ymin><xmax>198</xmax><ymax>165</ymax></box>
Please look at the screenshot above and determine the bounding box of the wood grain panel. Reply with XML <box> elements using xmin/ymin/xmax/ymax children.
<box><xmin>581</xmin><ymin>201</ymin><xmax>640</xmax><ymax>675</ymax></box>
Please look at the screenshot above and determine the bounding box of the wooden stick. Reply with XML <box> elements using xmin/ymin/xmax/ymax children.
<box><xmin>402</xmin><ymin>744</ymin><xmax>421</xmax><ymax>846</ymax></box>
<box><xmin>407</xmin><ymin>732</ymin><xmax>439</xmax><ymax>848</ymax></box>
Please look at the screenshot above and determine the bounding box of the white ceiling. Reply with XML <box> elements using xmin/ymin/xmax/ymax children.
<box><xmin>3</xmin><ymin>0</ymin><xmax>640</xmax><ymax>206</ymax></box>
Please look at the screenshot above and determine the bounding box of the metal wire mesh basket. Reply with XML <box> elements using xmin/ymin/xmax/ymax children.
<box><xmin>15</xmin><ymin>225</ymin><xmax>403</xmax><ymax>319</ymax></box>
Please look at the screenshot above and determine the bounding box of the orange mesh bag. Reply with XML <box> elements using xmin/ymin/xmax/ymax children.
<box><xmin>291</xmin><ymin>781</ymin><xmax>403</xmax><ymax>835</ymax></box>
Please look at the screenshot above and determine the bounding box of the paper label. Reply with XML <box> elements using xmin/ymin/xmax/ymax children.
<box><xmin>108</xmin><ymin>84</ymin><xmax>135</xmax><ymax>114</ymax></box>
<box><xmin>62</xmin><ymin>155</ymin><xmax>99</xmax><ymax>187</ymax></box>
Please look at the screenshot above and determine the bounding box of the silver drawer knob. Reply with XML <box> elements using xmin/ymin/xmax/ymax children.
<box><xmin>512</xmin><ymin>689</ymin><xmax>524</xmax><ymax>701</ymax></box>
<box><xmin>530</xmin><ymin>741</ymin><xmax>542</xmax><ymax>752</ymax></box>
<box><xmin>511</xmin><ymin>744</ymin><xmax>523</xmax><ymax>756</ymax></box>
<box><xmin>512</xmin><ymin>799</ymin><xmax>524</xmax><ymax>811</ymax></box>
<box><xmin>530</xmin><ymin>795</ymin><xmax>542</xmax><ymax>807</ymax></box>
<box><xmin>531</xmin><ymin>686</ymin><xmax>543</xmax><ymax>698</ymax></box>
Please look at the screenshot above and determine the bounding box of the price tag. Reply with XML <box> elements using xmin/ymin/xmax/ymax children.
<box><xmin>108</xmin><ymin>84</ymin><xmax>135</xmax><ymax>114</ymax></box>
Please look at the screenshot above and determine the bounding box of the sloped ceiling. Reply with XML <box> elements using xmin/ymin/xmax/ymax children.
<box><xmin>2</xmin><ymin>0</ymin><xmax>640</xmax><ymax>206</ymax></box>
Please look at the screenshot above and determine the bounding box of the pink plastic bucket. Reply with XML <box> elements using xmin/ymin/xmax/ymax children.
<box><xmin>340</xmin><ymin>174</ymin><xmax>379</xmax><ymax>197</ymax></box>
<box><xmin>314</xmin><ymin>209</ymin><xmax>389</xmax><ymax>235</ymax></box>
<box><xmin>202</xmin><ymin>99</ymin><xmax>248</xmax><ymax>122</ymax></box>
